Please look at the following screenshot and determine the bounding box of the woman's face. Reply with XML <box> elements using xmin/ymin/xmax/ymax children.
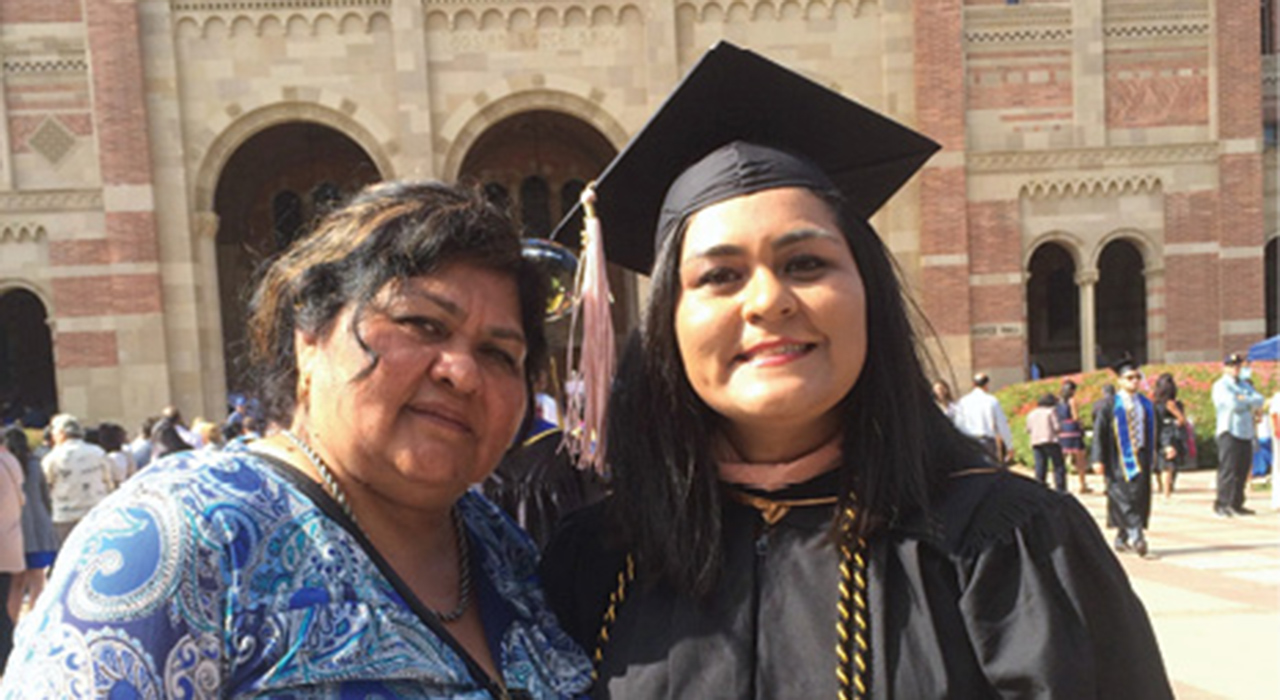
<box><xmin>674</xmin><ymin>187</ymin><xmax>867</xmax><ymax>458</ymax></box>
<box><xmin>296</xmin><ymin>262</ymin><xmax>529</xmax><ymax>506</ymax></box>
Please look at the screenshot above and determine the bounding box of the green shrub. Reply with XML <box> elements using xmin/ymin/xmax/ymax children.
<box><xmin>993</xmin><ymin>362</ymin><xmax>1278</xmax><ymax>470</ymax></box>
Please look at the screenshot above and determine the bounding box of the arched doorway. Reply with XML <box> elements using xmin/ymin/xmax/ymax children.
<box><xmin>458</xmin><ymin>110</ymin><xmax>615</xmax><ymax>240</ymax></box>
<box><xmin>458</xmin><ymin>110</ymin><xmax>621</xmax><ymax>403</ymax></box>
<box><xmin>1095</xmin><ymin>239</ymin><xmax>1147</xmax><ymax>368</ymax></box>
<box><xmin>0</xmin><ymin>289</ymin><xmax>57</xmax><ymax>425</ymax></box>
<box><xmin>1026</xmin><ymin>242</ymin><xmax>1080</xmax><ymax>376</ymax></box>
<box><xmin>214</xmin><ymin>122</ymin><xmax>381</xmax><ymax>393</ymax></box>
<box><xmin>1266</xmin><ymin>237</ymin><xmax>1277</xmax><ymax>338</ymax></box>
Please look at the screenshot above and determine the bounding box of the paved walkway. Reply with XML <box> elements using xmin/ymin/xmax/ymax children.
<box><xmin>1054</xmin><ymin>467</ymin><xmax>1279</xmax><ymax>699</ymax></box>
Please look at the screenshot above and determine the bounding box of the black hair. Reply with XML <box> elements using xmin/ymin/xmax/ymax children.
<box><xmin>1060</xmin><ymin>379</ymin><xmax>1077</xmax><ymax>401</ymax></box>
<box><xmin>1152</xmin><ymin>373</ymin><xmax>1179</xmax><ymax>405</ymax></box>
<box><xmin>605</xmin><ymin>188</ymin><xmax>989</xmax><ymax>597</ymax></box>
<box><xmin>246</xmin><ymin>180</ymin><xmax>548</xmax><ymax>440</ymax></box>
<box><xmin>98</xmin><ymin>423</ymin><xmax>128</xmax><ymax>453</ymax></box>
<box><xmin>1038</xmin><ymin>393</ymin><xmax>1057</xmax><ymax>408</ymax></box>
<box><xmin>3</xmin><ymin>427</ymin><xmax>30</xmax><ymax>467</ymax></box>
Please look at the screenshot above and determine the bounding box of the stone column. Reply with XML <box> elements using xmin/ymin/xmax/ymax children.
<box><xmin>1146</xmin><ymin>265</ymin><xmax>1165</xmax><ymax>363</ymax></box>
<box><xmin>1072</xmin><ymin>0</ymin><xmax>1106</xmax><ymax>147</ymax></box>
<box><xmin>1076</xmin><ymin>269</ymin><xmax>1098</xmax><ymax>371</ymax></box>
<box><xmin>390</xmin><ymin>0</ymin><xmax>432</xmax><ymax>177</ymax></box>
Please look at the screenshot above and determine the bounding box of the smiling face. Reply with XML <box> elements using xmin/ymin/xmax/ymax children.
<box><xmin>296</xmin><ymin>262</ymin><xmax>529</xmax><ymax>506</ymax></box>
<box><xmin>673</xmin><ymin>187</ymin><xmax>867</xmax><ymax>461</ymax></box>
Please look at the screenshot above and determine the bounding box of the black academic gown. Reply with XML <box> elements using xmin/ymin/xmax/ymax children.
<box><xmin>541</xmin><ymin>469</ymin><xmax>1171</xmax><ymax>699</ymax></box>
<box><xmin>1090</xmin><ymin>393</ymin><xmax>1156</xmax><ymax>533</ymax></box>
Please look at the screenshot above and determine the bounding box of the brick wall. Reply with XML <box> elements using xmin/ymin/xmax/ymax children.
<box><xmin>1105</xmin><ymin>48</ymin><xmax>1210</xmax><ymax>128</ymax></box>
<box><xmin>0</xmin><ymin>0</ymin><xmax>82</xmax><ymax>24</ymax></box>
<box><xmin>1164</xmin><ymin>190</ymin><xmax>1220</xmax><ymax>355</ymax></box>
<box><xmin>967</xmin><ymin>200</ymin><xmax>1025</xmax><ymax>371</ymax></box>
<box><xmin>968</xmin><ymin>51</ymin><xmax>1073</xmax><ymax>112</ymax></box>
<box><xmin>54</xmin><ymin>332</ymin><xmax>117</xmax><ymax>369</ymax></box>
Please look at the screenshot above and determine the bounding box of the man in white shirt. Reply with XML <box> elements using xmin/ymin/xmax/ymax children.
<box><xmin>954</xmin><ymin>373</ymin><xmax>1014</xmax><ymax>463</ymax></box>
<box><xmin>41</xmin><ymin>414</ymin><xmax>114</xmax><ymax>545</ymax></box>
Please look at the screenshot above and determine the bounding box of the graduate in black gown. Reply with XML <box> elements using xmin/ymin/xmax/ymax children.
<box><xmin>1090</xmin><ymin>357</ymin><xmax>1157</xmax><ymax>557</ymax></box>
<box><xmin>541</xmin><ymin>42</ymin><xmax>1172</xmax><ymax>699</ymax></box>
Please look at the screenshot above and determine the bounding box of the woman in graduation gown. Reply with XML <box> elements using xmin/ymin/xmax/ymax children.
<box><xmin>540</xmin><ymin>43</ymin><xmax>1171</xmax><ymax>699</ymax></box>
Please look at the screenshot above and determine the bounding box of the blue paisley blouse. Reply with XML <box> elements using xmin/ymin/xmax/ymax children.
<box><xmin>0</xmin><ymin>449</ymin><xmax>593</xmax><ymax>698</ymax></box>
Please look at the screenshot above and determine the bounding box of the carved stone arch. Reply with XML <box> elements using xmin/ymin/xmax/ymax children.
<box><xmin>285</xmin><ymin>13</ymin><xmax>309</xmax><ymax>36</ymax></box>
<box><xmin>176</xmin><ymin>16</ymin><xmax>201</xmax><ymax>39</ymax></box>
<box><xmin>368</xmin><ymin>11</ymin><xmax>390</xmax><ymax>31</ymax></box>
<box><xmin>753</xmin><ymin>1</ymin><xmax>776</xmax><ymax>20</ymax></box>
<box><xmin>0</xmin><ymin>279</ymin><xmax>52</xmax><ymax>311</ymax></box>
<box><xmin>258</xmin><ymin>15</ymin><xmax>284</xmax><ymax>37</ymax></box>
<box><xmin>455</xmin><ymin>9</ymin><xmax>478</xmax><ymax>29</ymax></box>
<box><xmin>804</xmin><ymin>0</ymin><xmax>828</xmax><ymax>19</ymax></box>
<box><xmin>702</xmin><ymin>3</ymin><xmax>725</xmax><ymax>22</ymax></box>
<box><xmin>314</xmin><ymin>12</ymin><xmax>339</xmax><ymax>35</ymax></box>
<box><xmin>0</xmin><ymin>223</ymin><xmax>48</xmax><ymax>243</ymax></box>
<box><xmin>854</xmin><ymin>0</ymin><xmax>878</xmax><ymax>15</ymax></box>
<box><xmin>831</xmin><ymin>0</ymin><xmax>855</xmax><ymax>18</ymax></box>
<box><xmin>425</xmin><ymin>10</ymin><xmax>449</xmax><ymax>30</ymax></box>
<box><xmin>563</xmin><ymin>6</ymin><xmax>588</xmax><ymax>26</ymax></box>
<box><xmin>480</xmin><ymin>9</ymin><xmax>504</xmax><ymax>30</ymax></box>
<box><xmin>339</xmin><ymin>12</ymin><xmax>365</xmax><ymax>34</ymax></box>
<box><xmin>193</xmin><ymin>100</ymin><xmax>394</xmax><ymax>214</ymax></box>
<box><xmin>1024</xmin><ymin>230</ymin><xmax>1087</xmax><ymax>272</ymax></box>
<box><xmin>439</xmin><ymin>84</ymin><xmax>629</xmax><ymax>182</ymax></box>
<box><xmin>591</xmin><ymin>6</ymin><xmax>615</xmax><ymax>25</ymax></box>
<box><xmin>1089</xmin><ymin>228</ymin><xmax>1158</xmax><ymax>274</ymax></box>
<box><xmin>727</xmin><ymin>2</ymin><xmax>751</xmax><ymax>22</ymax></box>
<box><xmin>618</xmin><ymin>5</ymin><xmax>643</xmax><ymax>24</ymax></box>
<box><xmin>779</xmin><ymin>0</ymin><xmax>803</xmax><ymax>20</ymax></box>
<box><xmin>204</xmin><ymin>16</ymin><xmax>228</xmax><ymax>39</ymax></box>
<box><xmin>536</xmin><ymin>7</ymin><xmax>559</xmax><ymax>27</ymax></box>
<box><xmin>510</xmin><ymin>8</ymin><xmax>534</xmax><ymax>30</ymax></box>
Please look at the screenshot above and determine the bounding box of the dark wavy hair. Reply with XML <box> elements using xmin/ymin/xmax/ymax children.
<box><xmin>606</xmin><ymin>188</ymin><xmax>989</xmax><ymax>597</ymax></box>
<box><xmin>1152</xmin><ymin>373</ymin><xmax>1179</xmax><ymax>406</ymax></box>
<box><xmin>245</xmin><ymin>180</ymin><xmax>548</xmax><ymax>438</ymax></box>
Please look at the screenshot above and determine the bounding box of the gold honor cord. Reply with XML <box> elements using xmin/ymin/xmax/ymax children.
<box><xmin>591</xmin><ymin>509</ymin><xmax>871</xmax><ymax>699</ymax></box>
<box><xmin>837</xmin><ymin>506</ymin><xmax>870</xmax><ymax>700</ymax></box>
<box><xmin>592</xmin><ymin>553</ymin><xmax>636</xmax><ymax>679</ymax></box>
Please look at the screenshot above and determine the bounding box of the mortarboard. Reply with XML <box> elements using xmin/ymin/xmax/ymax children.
<box><xmin>1110</xmin><ymin>355</ymin><xmax>1141</xmax><ymax>376</ymax></box>
<box><xmin>551</xmin><ymin>41</ymin><xmax>941</xmax><ymax>274</ymax></box>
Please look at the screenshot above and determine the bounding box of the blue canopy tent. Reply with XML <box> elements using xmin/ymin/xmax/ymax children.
<box><xmin>1248</xmin><ymin>335</ymin><xmax>1279</xmax><ymax>362</ymax></box>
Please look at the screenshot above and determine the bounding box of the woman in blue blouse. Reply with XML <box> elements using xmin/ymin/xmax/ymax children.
<box><xmin>0</xmin><ymin>181</ymin><xmax>592</xmax><ymax>698</ymax></box>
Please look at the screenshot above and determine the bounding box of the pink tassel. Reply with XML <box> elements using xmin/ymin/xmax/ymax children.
<box><xmin>563</xmin><ymin>185</ymin><xmax>615</xmax><ymax>474</ymax></box>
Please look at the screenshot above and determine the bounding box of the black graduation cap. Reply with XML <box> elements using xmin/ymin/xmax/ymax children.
<box><xmin>1110</xmin><ymin>354</ymin><xmax>1141</xmax><ymax>376</ymax></box>
<box><xmin>551</xmin><ymin>41</ymin><xmax>940</xmax><ymax>274</ymax></box>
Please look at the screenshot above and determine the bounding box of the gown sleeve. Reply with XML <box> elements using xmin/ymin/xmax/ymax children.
<box><xmin>952</xmin><ymin>477</ymin><xmax>1172</xmax><ymax>699</ymax></box>
<box><xmin>539</xmin><ymin>500</ymin><xmax>625</xmax><ymax>652</ymax></box>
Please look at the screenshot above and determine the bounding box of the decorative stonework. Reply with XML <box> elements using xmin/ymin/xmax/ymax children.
<box><xmin>675</xmin><ymin>0</ymin><xmax>870</xmax><ymax>22</ymax></box>
<box><xmin>969</xmin><ymin>143</ymin><xmax>1217</xmax><ymax>172</ymax></box>
<box><xmin>1020</xmin><ymin>174</ymin><xmax>1162</xmax><ymax>200</ymax></box>
<box><xmin>0</xmin><ymin>224</ymin><xmax>48</xmax><ymax>244</ymax></box>
<box><xmin>424</xmin><ymin>3</ymin><xmax>643</xmax><ymax>32</ymax></box>
<box><xmin>0</xmin><ymin>190</ymin><xmax>102</xmax><ymax>212</ymax></box>
<box><xmin>962</xmin><ymin>3</ymin><xmax>1071</xmax><ymax>47</ymax></box>
<box><xmin>1103</xmin><ymin>19</ymin><xmax>1209</xmax><ymax>40</ymax></box>
<box><xmin>965</xmin><ymin>26</ymin><xmax>1071</xmax><ymax>45</ymax></box>
<box><xmin>173</xmin><ymin>7</ymin><xmax>390</xmax><ymax>37</ymax></box>
<box><xmin>2</xmin><ymin>57</ymin><xmax>89</xmax><ymax>74</ymax></box>
<box><xmin>172</xmin><ymin>0</ymin><xmax>387</xmax><ymax>9</ymax></box>
<box><xmin>29</xmin><ymin>118</ymin><xmax>76</xmax><ymax>164</ymax></box>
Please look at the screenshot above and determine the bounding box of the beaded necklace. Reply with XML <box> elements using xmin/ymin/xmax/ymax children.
<box><xmin>281</xmin><ymin>429</ymin><xmax>472</xmax><ymax>623</ymax></box>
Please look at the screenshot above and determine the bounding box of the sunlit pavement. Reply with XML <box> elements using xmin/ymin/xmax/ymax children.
<box><xmin>1052</xmin><ymin>467</ymin><xmax>1280</xmax><ymax>700</ymax></box>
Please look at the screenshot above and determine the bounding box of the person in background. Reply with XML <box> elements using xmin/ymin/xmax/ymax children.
<box><xmin>1091</xmin><ymin>358</ymin><xmax>1156</xmax><ymax>557</ymax></box>
<box><xmin>1026</xmin><ymin>393</ymin><xmax>1067</xmax><ymax>492</ymax></box>
<box><xmin>1151</xmin><ymin>373</ymin><xmax>1189</xmax><ymax>500</ymax></box>
<box><xmin>1</xmin><ymin>428</ymin><xmax>55</xmax><ymax>631</ymax></box>
<box><xmin>2</xmin><ymin>180</ymin><xmax>591</xmax><ymax>697</ymax></box>
<box><xmin>932</xmin><ymin>379</ymin><xmax>958</xmax><ymax>423</ymax></box>
<box><xmin>148</xmin><ymin>408</ymin><xmax>193</xmax><ymax>461</ymax></box>
<box><xmin>192</xmin><ymin>417</ymin><xmax>223</xmax><ymax>452</ymax></box>
<box><xmin>954</xmin><ymin>372</ymin><xmax>1014</xmax><ymax>463</ymax></box>
<box><xmin>1211</xmin><ymin>353</ymin><xmax>1265</xmax><ymax>517</ymax></box>
<box><xmin>1057</xmin><ymin>379</ymin><xmax>1090</xmax><ymax>493</ymax></box>
<box><xmin>128</xmin><ymin>415</ymin><xmax>159</xmax><ymax>470</ymax></box>
<box><xmin>0</xmin><ymin>435</ymin><xmax>24</xmax><ymax>671</ymax></box>
<box><xmin>40</xmin><ymin>414</ymin><xmax>113</xmax><ymax>546</ymax></box>
<box><xmin>96</xmin><ymin>422</ymin><xmax>136</xmax><ymax>490</ymax></box>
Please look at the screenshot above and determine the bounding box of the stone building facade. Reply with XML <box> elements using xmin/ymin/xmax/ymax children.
<box><xmin>0</xmin><ymin>0</ymin><xmax>1275</xmax><ymax>428</ymax></box>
